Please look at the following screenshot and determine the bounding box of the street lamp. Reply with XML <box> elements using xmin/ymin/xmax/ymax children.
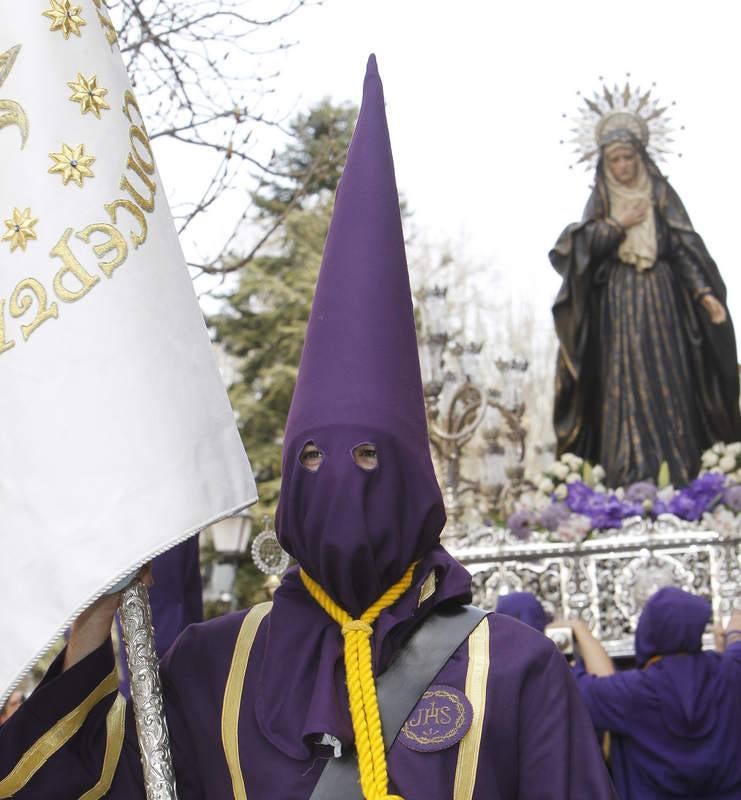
<box><xmin>204</xmin><ymin>509</ymin><xmax>253</xmax><ymax>610</ymax></box>
<box><xmin>210</xmin><ymin>508</ymin><xmax>253</xmax><ymax>558</ymax></box>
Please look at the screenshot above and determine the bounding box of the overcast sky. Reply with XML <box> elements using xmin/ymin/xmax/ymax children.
<box><xmin>163</xmin><ymin>0</ymin><xmax>741</xmax><ymax>342</ymax></box>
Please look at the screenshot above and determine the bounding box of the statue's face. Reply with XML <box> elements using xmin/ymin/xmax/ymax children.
<box><xmin>606</xmin><ymin>145</ymin><xmax>639</xmax><ymax>185</ymax></box>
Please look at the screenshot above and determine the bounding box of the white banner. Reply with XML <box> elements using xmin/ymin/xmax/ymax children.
<box><xmin>0</xmin><ymin>2</ymin><xmax>256</xmax><ymax>701</ymax></box>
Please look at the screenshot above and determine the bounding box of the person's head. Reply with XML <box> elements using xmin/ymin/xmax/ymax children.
<box><xmin>496</xmin><ymin>591</ymin><xmax>549</xmax><ymax>633</ymax></box>
<box><xmin>603</xmin><ymin>140</ymin><xmax>640</xmax><ymax>186</ymax></box>
<box><xmin>278</xmin><ymin>425</ymin><xmax>444</xmax><ymax>617</ymax></box>
<box><xmin>635</xmin><ymin>586</ymin><xmax>711</xmax><ymax>667</ymax></box>
<box><xmin>0</xmin><ymin>689</ymin><xmax>24</xmax><ymax>724</ymax></box>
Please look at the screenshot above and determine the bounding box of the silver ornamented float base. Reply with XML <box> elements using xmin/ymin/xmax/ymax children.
<box><xmin>451</xmin><ymin>515</ymin><xmax>741</xmax><ymax>657</ymax></box>
<box><xmin>120</xmin><ymin>580</ymin><xmax>179</xmax><ymax>800</ymax></box>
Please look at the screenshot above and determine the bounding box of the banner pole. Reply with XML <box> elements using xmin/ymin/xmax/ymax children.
<box><xmin>119</xmin><ymin>579</ymin><xmax>179</xmax><ymax>800</ymax></box>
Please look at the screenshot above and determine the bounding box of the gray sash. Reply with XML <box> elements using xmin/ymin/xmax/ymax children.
<box><xmin>309</xmin><ymin>604</ymin><xmax>488</xmax><ymax>800</ymax></box>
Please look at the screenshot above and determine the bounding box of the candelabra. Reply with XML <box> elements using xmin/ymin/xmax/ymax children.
<box><xmin>416</xmin><ymin>285</ymin><xmax>529</xmax><ymax>544</ymax></box>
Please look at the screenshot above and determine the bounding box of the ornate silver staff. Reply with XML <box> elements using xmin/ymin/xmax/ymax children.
<box><xmin>119</xmin><ymin>579</ymin><xmax>179</xmax><ymax>800</ymax></box>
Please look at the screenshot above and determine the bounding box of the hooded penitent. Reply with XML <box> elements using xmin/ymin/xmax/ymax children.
<box><xmin>496</xmin><ymin>592</ymin><xmax>548</xmax><ymax>633</ymax></box>
<box><xmin>620</xmin><ymin>587</ymin><xmax>741</xmax><ymax>796</ymax></box>
<box><xmin>257</xmin><ymin>54</ymin><xmax>471</xmax><ymax>773</ymax></box>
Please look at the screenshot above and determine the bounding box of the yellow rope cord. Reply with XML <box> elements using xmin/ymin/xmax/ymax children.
<box><xmin>300</xmin><ymin>563</ymin><xmax>418</xmax><ymax>800</ymax></box>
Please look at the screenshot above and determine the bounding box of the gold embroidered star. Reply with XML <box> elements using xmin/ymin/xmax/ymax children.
<box><xmin>48</xmin><ymin>143</ymin><xmax>95</xmax><ymax>187</ymax></box>
<box><xmin>1</xmin><ymin>208</ymin><xmax>39</xmax><ymax>252</ymax></box>
<box><xmin>67</xmin><ymin>73</ymin><xmax>110</xmax><ymax>118</ymax></box>
<box><xmin>42</xmin><ymin>1</ymin><xmax>86</xmax><ymax>39</ymax></box>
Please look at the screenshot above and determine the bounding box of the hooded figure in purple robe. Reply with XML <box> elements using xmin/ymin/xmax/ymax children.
<box><xmin>496</xmin><ymin>592</ymin><xmax>549</xmax><ymax>633</ymax></box>
<box><xmin>0</xmin><ymin>56</ymin><xmax>615</xmax><ymax>800</ymax></box>
<box><xmin>575</xmin><ymin>587</ymin><xmax>741</xmax><ymax>799</ymax></box>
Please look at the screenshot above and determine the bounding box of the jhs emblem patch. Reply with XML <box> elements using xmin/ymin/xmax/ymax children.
<box><xmin>399</xmin><ymin>684</ymin><xmax>473</xmax><ymax>752</ymax></box>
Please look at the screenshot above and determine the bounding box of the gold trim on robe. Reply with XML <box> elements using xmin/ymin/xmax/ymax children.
<box><xmin>221</xmin><ymin>602</ymin><xmax>273</xmax><ymax>800</ymax></box>
<box><xmin>0</xmin><ymin>669</ymin><xmax>118</xmax><ymax>798</ymax></box>
<box><xmin>79</xmin><ymin>692</ymin><xmax>126</xmax><ymax>800</ymax></box>
<box><xmin>453</xmin><ymin>616</ymin><xmax>490</xmax><ymax>800</ymax></box>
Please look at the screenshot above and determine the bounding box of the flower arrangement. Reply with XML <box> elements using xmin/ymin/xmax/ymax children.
<box><xmin>507</xmin><ymin>444</ymin><xmax>741</xmax><ymax>543</ymax></box>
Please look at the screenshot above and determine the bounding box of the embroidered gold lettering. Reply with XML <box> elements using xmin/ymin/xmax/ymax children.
<box><xmin>129</xmin><ymin>126</ymin><xmax>155</xmax><ymax>175</ymax></box>
<box><xmin>76</xmin><ymin>223</ymin><xmax>128</xmax><ymax>278</ymax></box>
<box><xmin>408</xmin><ymin>709</ymin><xmax>424</xmax><ymax>728</ymax></box>
<box><xmin>0</xmin><ymin>299</ymin><xmax>16</xmax><ymax>355</ymax></box>
<box><xmin>0</xmin><ymin>45</ymin><xmax>29</xmax><ymax>149</ymax></box>
<box><xmin>92</xmin><ymin>0</ymin><xmax>118</xmax><ymax>47</ymax></box>
<box><xmin>9</xmin><ymin>278</ymin><xmax>59</xmax><ymax>340</ymax></box>
<box><xmin>122</xmin><ymin>90</ymin><xmax>146</xmax><ymax>130</ymax></box>
<box><xmin>104</xmin><ymin>199</ymin><xmax>148</xmax><ymax>248</ymax></box>
<box><xmin>120</xmin><ymin>154</ymin><xmax>156</xmax><ymax>213</ymax></box>
<box><xmin>51</xmin><ymin>228</ymin><xmax>101</xmax><ymax>302</ymax></box>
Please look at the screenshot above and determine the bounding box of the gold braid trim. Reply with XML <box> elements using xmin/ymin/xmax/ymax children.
<box><xmin>0</xmin><ymin>669</ymin><xmax>118</xmax><ymax>798</ymax></box>
<box><xmin>79</xmin><ymin>693</ymin><xmax>126</xmax><ymax>800</ymax></box>
<box><xmin>221</xmin><ymin>602</ymin><xmax>273</xmax><ymax>800</ymax></box>
<box><xmin>453</xmin><ymin>617</ymin><xmax>490</xmax><ymax>800</ymax></box>
<box><xmin>300</xmin><ymin>563</ymin><xmax>418</xmax><ymax>800</ymax></box>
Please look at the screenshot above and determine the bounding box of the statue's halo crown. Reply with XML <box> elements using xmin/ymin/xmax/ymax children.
<box><xmin>562</xmin><ymin>77</ymin><xmax>680</xmax><ymax>169</ymax></box>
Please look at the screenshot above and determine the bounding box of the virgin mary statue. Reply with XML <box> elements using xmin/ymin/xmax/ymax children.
<box><xmin>550</xmin><ymin>87</ymin><xmax>741</xmax><ymax>487</ymax></box>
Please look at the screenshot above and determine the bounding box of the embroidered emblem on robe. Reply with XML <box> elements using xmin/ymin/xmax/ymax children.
<box><xmin>399</xmin><ymin>684</ymin><xmax>473</xmax><ymax>752</ymax></box>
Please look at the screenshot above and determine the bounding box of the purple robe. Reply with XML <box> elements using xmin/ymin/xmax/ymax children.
<box><xmin>0</xmin><ymin>600</ymin><xmax>615</xmax><ymax>798</ymax></box>
<box><xmin>574</xmin><ymin>588</ymin><xmax>741</xmax><ymax>799</ymax></box>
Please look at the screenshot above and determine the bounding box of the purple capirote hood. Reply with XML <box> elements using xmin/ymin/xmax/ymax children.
<box><xmin>635</xmin><ymin>586</ymin><xmax>710</xmax><ymax>667</ymax></box>
<box><xmin>496</xmin><ymin>592</ymin><xmax>549</xmax><ymax>633</ymax></box>
<box><xmin>275</xmin><ymin>54</ymin><xmax>445</xmax><ymax>617</ymax></box>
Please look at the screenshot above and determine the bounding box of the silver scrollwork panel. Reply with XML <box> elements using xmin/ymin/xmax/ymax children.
<box><xmin>458</xmin><ymin>522</ymin><xmax>741</xmax><ymax>656</ymax></box>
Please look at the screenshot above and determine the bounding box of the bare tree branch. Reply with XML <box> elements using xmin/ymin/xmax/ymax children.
<box><xmin>107</xmin><ymin>0</ymin><xmax>322</xmax><ymax>278</ymax></box>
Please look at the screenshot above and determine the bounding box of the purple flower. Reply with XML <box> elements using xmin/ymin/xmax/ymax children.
<box><xmin>668</xmin><ymin>492</ymin><xmax>703</xmax><ymax>521</ymax></box>
<box><xmin>625</xmin><ymin>481</ymin><xmax>657</xmax><ymax>504</ymax></box>
<box><xmin>722</xmin><ymin>483</ymin><xmax>741</xmax><ymax>513</ymax></box>
<box><xmin>565</xmin><ymin>481</ymin><xmax>593</xmax><ymax>514</ymax></box>
<box><xmin>507</xmin><ymin>510</ymin><xmax>536</xmax><ymax>541</ymax></box>
<box><xmin>652</xmin><ymin>498</ymin><xmax>669</xmax><ymax>516</ymax></box>
<box><xmin>564</xmin><ymin>481</ymin><xmax>640</xmax><ymax>530</ymax></box>
<box><xmin>668</xmin><ymin>473</ymin><xmax>725</xmax><ymax>521</ymax></box>
<box><xmin>539</xmin><ymin>502</ymin><xmax>571</xmax><ymax>532</ymax></box>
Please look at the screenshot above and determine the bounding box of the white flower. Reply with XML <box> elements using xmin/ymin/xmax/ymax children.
<box><xmin>519</xmin><ymin>490</ymin><xmax>549</xmax><ymax>513</ymax></box>
<box><xmin>592</xmin><ymin>465</ymin><xmax>606</xmax><ymax>482</ymax></box>
<box><xmin>550</xmin><ymin>463</ymin><xmax>570</xmax><ymax>481</ymax></box>
<box><xmin>733</xmin><ymin>469</ymin><xmax>741</xmax><ymax>483</ymax></box>
<box><xmin>556</xmin><ymin>513</ymin><xmax>592</xmax><ymax>542</ymax></box>
<box><xmin>709</xmin><ymin>467</ymin><xmax>725</xmax><ymax>475</ymax></box>
<box><xmin>538</xmin><ymin>477</ymin><xmax>555</xmax><ymax>495</ymax></box>
<box><xmin>614</xmin><ymin>487</ymin><xmax>625</xmax><ymax>500</ymax></box>
<box><xmin>594</xmin><ymin>483</ymin><xmax>606</xmax><ymax>493</ymax></box>
<box><xmin>719</xmin><ymin>455</ymin><xmax>736</xmax><ymax>473</ymax></box>
<box><xmin>727</xmin><ymin>442</ymin><xmax>741</xmax><ymax>456</ymax></box>
<box><xmin>712</xmin><ymin>442</ymin><xmax>725</xmax><ymax>455</ymax></box>
<box><xmin>703</xmin><ymin>507</ymin><xmax>738</xmax><ymax>539</ymax></box>
<box><xmin>657</xmin><ymin>485</ymin><xmax>675</xmax><ymax>502</ymax></box>
<box><xmin>565</xmin><ymin>472</ymin><xmax>581</xmax><ymax>484</ymax></box>
<box><xmin>554</xmin><ymin>484</ymin><xmax>568</xmax><ymax>500</ymax></box>
<box><xmin>561</xmin><ymin>453</ymin><xmax>583</xmax><ymax>470</ymax></box>
<box><xmin>701</xmin><ymin>451</ymin><xmax>719</xmax><ymax>468</ymax></box>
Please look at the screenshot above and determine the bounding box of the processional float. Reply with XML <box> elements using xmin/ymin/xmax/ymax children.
<box><xmin>440</xmin><ymin>77</ymin><xmax>741</xmax><ymax>650</ymax></box>
<box><xmin>0</xmin><ymin>4</ymin><xmax>256</xmax><ymax>797</ymax></box>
